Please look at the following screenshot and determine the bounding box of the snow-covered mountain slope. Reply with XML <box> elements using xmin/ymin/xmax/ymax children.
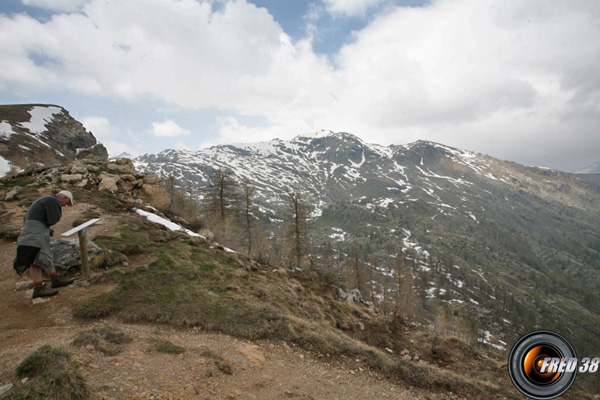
<box><xmin>576</xmin><ymin>161</ymin><xmax>600</xmax><ymax>174</ymax></box>
<box><xmin>135</xmin><ymin>131</ymin><xmax>600</xmax><ymax>353</ymax></box>
<box><xmin>135</xmin><ymin>130</ymin><xmax>596</xmax><ymax>225</ymax></box>
<box><xmin>0</xmin><ymin>104</ymin><xmax>107</xmax><ymax>177</ymax></box>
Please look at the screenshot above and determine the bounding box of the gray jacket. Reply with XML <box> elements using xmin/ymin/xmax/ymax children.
<box><xmin>17</xmin><ymin>220</ymin><xmax>54</xmax><ymax>271</ymax></box>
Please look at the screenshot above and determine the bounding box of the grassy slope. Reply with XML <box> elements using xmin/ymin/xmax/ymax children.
<box><xmin>70</xmin><ymin>213</ymin><xmax>524</xmax><ymax>399</ymax></box>
<box><xmin>1</xmin><ymin>165</ymin><xmax>594</xmax><ymax>399</ymax></box>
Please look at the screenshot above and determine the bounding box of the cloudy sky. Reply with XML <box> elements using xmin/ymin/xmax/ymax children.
<box><xmin>1</xmin><ymin>0</ymin><xmax>599</xmax><ymax>172</ymax></box>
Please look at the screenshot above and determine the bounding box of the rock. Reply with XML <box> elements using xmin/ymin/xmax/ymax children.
<box><xmin>117</xmin><ymin>176</ymin><xmax>137</xmax><ymax>192</ymax></box>
<box><xmin>143</xmin><ymin>175</ymin><xmax>163</xmax><ymax>185</ymax></box>
<box><xmin>402</xmin><ymin>355</ymin><xmax>411</xmax><ymax>362</ymax></box>
<box><xmin>4</xmin><ymin>186</ymin><xmax>21</xmax><ymax>201</ymax></box>
<box><xmin>51</xmin><ymin>238</ymin><xmax>102</xmax><ymax>270</ymax></box>
<box><xmin>85</xmin><ymin>344</ymin><xmax>95</xmax><ymax>351</ymax></box>
<box><xmin>107</xmin><ymin>163</ymin><xmax>136</xmax><ymax>175</ymax></box>
<box><xmin>115</xmin><ymin>158</ymin><xmax>137</xmax><ymax>174</ymax></box>
<box><xmin>139</xmin><ymin>181</ymin><xmax>169</xmax><ymax>210</ymax></box>
<box><xmin>188</xmin><ymin>237</ymin><xmax>206</xmax><ymax>246</ymax></box>
<box><xmin>75</xmin><ymin>178</ymin><xmax>89</xmax><ymax>188</ymax></box>
<box><xmin>71</xmin><ymin>279</ymin><xmax>90</xmax><ymax>288</ymax></box>
<box><xmin>337</xmin><ymin>288</ymin><xmax>364</xmax><ymax>304</ymax></box>
<box><xmin>71</xmin><ymin>161</ymin><xmax>88</xmax><ymax>175</ymax></box>
<box><xmin>98</xmin><ymin>172</ymin><xmax>120</xmax><ymax>192</ymax></box>
<box><xmin>239</xmin><ymin>343</ymin><xmax>265</xmax><ymax>364</ymax></box>
<box><xmin>15</xmin><ymin>281</ymin><xmax>34</xmax><ymax>291</ymax></box>
<box><xmin>401</xmin><ymin>349</ymin><xmax>410</xmax><ymax>356</ymax></box>
<box><xmin>120</xmin><ymin>173</ymin><xmax>137</xmax><ymax>183</ymax></box>
<box><xmin>0</xmin><ymin>384</ymin><xmax>13</xmax><ymax>396</ymax></box>
<box><xmin>198</xmin><ymin>228</ymin><xmax>214</xmax><ymax>242</ymax></box>
<box><xmin>385</xmin><ymin>347</ymin><xmax>394</xmax><ymax>354</ymax></box>
<box><xmin>61</xmin><ymin>173</ymin><xmax>84</xmax><ymax>183</ymax></box>
<box><xmin>32</xmin><ymin>297</ymin><xmax>51</xmax><ymax>305</ymax></box>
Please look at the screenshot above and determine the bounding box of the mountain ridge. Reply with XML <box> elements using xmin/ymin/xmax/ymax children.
<box><xmin>133</xmin><ymin>131</ymin><xmax>600</xmax><ymax>355</ymax></box>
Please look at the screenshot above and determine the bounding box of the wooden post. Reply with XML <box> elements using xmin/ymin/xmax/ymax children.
<box><xmin>78</xmin><ymin>228</ymin><xmax>90</xmax><ymax>280</ymax></box>
<box><xmin>62</xmin><ymin>218</ymin><xmax>100</xmax><ymax>281</ymax></box>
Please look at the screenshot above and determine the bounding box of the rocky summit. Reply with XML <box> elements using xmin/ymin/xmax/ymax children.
<box><xmin>0</xmin><ymin>104</ymin><xmax>108</xmax><ymax>176</ymax></box>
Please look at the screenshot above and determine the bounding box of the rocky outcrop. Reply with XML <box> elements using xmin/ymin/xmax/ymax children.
<box><xmin>0</xmin><ymin>104</ymin><xmax>108</xmax><ymax>176</ymax></box>
<box><xmin>34</xmin><ymin>157</ymin><xmax>169</xmax><ymax>210</ymax></box>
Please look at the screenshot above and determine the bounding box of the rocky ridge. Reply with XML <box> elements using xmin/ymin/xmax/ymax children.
<box><xmin>0</xmin><ymin>104</ymin><xmax>108</xmax><ymax>176</ymax></box>
<box><xmin>2</xmin><ymin>157</ymin><xmax>169</xmax><ymax>211</ymax></box>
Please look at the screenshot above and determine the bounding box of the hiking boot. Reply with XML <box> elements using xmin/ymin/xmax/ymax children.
<box><xmin>50</xmin><ymin>275</ymin><xmax>74</xmax><ymax>288</ymax></box>
<box><xmin>32</xmin><ymin>284</ymin><xmax>59</xmax><ymax>299</ymax></box>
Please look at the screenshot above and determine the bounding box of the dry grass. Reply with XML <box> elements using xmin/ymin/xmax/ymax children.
<box><xmin>71</xmin><ymin>326</ymin><xmax>132</xmax><ymax>356</ymax></box>
<box><xmin>5</xmin><ymin>345</ymin><xmax>87</xmax><ymax>400</ymax></box>
<box><xmin>69</xmin><ymin>200</ymin><xmax>521</xmax><ymax>399</ymax></box>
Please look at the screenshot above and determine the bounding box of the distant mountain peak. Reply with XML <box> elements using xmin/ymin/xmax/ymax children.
<box><xmin>292</xmin><ymin>130</ymin><xmax>362</xmax><ymax>142</ymax></box>
<box><xmin>575</xmin><ymin>161</ymin><xmax>600</xmax><ymax>174</ymax></box>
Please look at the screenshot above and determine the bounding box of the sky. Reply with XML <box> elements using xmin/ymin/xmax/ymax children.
<box><xmin>0</xmin><ymin>0</ymin><xmax>599</xmax><ymax>172</ymax></box>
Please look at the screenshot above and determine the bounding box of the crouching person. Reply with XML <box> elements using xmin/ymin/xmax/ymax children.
<box><xmin>13</xmin><ymin>190</ymin><xmax>75</xmax><ymax>298</ymax></box>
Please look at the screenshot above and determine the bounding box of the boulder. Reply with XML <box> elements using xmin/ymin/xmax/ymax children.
<box><xmin>61</xmin><ymin>174</ymin><xmax>84</xmax><ymax>183</ymax></box>
<box><xmin>115</xmin><ymin>158</ymin><xmax>136</xmax><ymax>174</ymax></box>
<box><xmin>143</xmin><ymin>175</ymin><xmax>163</xmax><ymax>185</ymax></box>
<box><xmin>337</xmin><ymin>288</ymin><xmax>364</xmax><ymax>303</ymax></box>
<box><xmin>139</xmin><ymin>182</ymin><xmax>169</xmax><ymax>210</ymax></box>
<box><xmin>107</xmin><ymin>162</ymin><xmax>136</xmax><ymax>175</ymax></box>
<box><xmin>50</xmin><ymin>239</ymin><xmax>102</xmax><ymax>270</ymax></box>
<box><xmin>70</xmin><ymin>161</ymin><xmax>88</xmax><ymax>175</ymax></box>
<box><xmin>4</xmin><ymin>186</ymin><xmax>20</xmax><ymax>201</ymax></box>
<box><xmin>239</xmin><ymin>344</ymin><xmax>266</xmax><ymax>364</ymax></box>
<box><xmin>98</xmin><ymin>172</ymin><xmax>120</xmax><ymax>192</ymax></box>
<box><xmin>199</xmin><ymin>228</ymin><xmax>215</xmax><ymax>242</ymax></box>
<box><xmin>117</xmin><ymin>174</ymin><xmax>138</xmax><ymax>192</ymax></box>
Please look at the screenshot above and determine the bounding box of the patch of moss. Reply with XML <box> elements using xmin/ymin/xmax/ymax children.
<box><xmin>71</xmin><ymin>326</ymin><xmax>132</xmax><ymax>356</ymax></box>
<box><xmin>148</xmin><ymin>338</ymin><xmax>185</xmax><ymax>354</ymax></box>
<box><xmin>6</xmin><ymin>345</ymin><xmax>87</xmax><ymax>400</ymax></box>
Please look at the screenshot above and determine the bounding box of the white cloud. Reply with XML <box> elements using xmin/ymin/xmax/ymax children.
<box><xmin>103</xmin><ymin>140</ymin><xmax>133</xmax><ymax>157</ymax></box>
<box><xmin>1</xmin><ymin>0</ymin><xmax>600</xmax><ymax>170</ymax></box>
<box><xmin>173</xmin><ymin>140</ymin><xmax>191</xmax><ymax>151</ymax></box>
<box><xmin>151</xmin><ymin>120</ymin><xmax>191</xmax><ymax>138</ymax></box>
<box><xmin>200</xmin><ymin>115</ymin><xmax>311</xmax><ymax>148</ymax></box>
<box><xmin>323</xmin><ymin>0</ymin><xmax>385</xmax><ymax>17</ymax></box>
<box><xmin>22</xmin><ymin>0</ymin><xmax>87</xmax><ymax>13</ymax></box>
<box><xmin>81</xmin><ymin>116</ymin><xmax>115</xmax><ymax>138</ymax></box>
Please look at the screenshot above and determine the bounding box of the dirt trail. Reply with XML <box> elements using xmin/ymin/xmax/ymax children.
<box><xmin>0</xmin><ymin>198</ymin><xmax>445</xmax><ymax>400</ymax></box>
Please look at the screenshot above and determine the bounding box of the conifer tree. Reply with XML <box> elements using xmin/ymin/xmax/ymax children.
<box><xmin>241</xmin><ymin>179</ymin><xmax>256</xmax><ymax>255</ymax></box>
<box><xmin>394</xmin><ymin>249</ymin><xmax>419</xmax><ymax>325</ymax></box>
<box><xmin>203</xmin><ymin>168</ymin><xmax>241</xmax><ymax>246</ymax></box>
<box><xmin>283</xmin><ymin>191</ymin><xmax>310</xmax><ymax>269</ymax></box>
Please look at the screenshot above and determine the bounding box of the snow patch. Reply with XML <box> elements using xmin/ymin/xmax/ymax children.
<box><xmin>135</xmin><ymin>208</ymin><xmax>202</xmax><ymax>237</ymax></box>
<box><xmin>0</xmin><ymin>121</ymin><xmax>15</xmax><ymax>139</ymax></box>
<box><xmin>481</xmin><ymin>330</ymin><xmax>507</xmax><ymax>351</ymax></box>
<box><xmin>0</xmin><ymin>156</ymin><xmax>12</xmax><ymax>178</ymax></box>
<box><xmin>134</xmin><ymin>208</ymin><xmax>236</xmax><ymax>253</ymax></box>
<box><xmin>20</xmin><ymin>106</ymin><xmax>62</xmax><ymax>134</ymax></box>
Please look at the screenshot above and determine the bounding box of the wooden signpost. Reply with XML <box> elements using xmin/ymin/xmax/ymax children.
<box><xmin>62</xmin><ymin>218</ymin><xmax>100</xmax><ymax>280</ymax></box>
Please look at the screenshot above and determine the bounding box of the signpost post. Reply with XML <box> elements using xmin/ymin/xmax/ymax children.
<box><xmin>62</xmin><ymin>218</ymin><xmax>100</xmax><ymax>280</ymax></box>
